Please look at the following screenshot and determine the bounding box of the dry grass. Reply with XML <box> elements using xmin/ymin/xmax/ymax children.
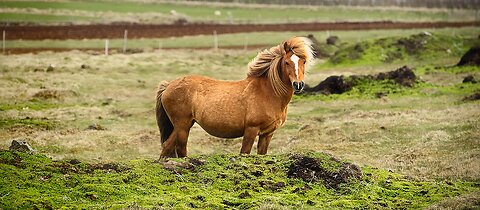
<box><xmin>0</xmin><ymin>49</ymin><xmax>479</xmax><ymax>184</ymax></box>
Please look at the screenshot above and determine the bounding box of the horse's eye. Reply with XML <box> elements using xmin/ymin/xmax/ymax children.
<box><xmin>285</xmin><ymin>62</ymin><xmax>289</xmax><ymax>66</ymax></box>
<box><xmin>303</xmin><ymin>61</ymin><xmax>306</xmax><ymax>64</ymax></box>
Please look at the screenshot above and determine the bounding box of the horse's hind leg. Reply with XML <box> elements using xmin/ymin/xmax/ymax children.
<box><xmin>175</xmin><ymin>125</ymin><xmax>192</xmax><ymax>157</ymax></box>
<box><xmin>160</xmin><ymin>132</ymin><xmax>178</xmax><ymax>158</ymax></box>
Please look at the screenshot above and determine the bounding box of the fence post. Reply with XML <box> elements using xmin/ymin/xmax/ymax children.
<box><xmin>213</xmin><ymin>30</ymin><xmax>218</xmax><ymax>51</ymax></box>
<box><xmin>123</xmin><ymin>29</ymin><xmax>128</xmax><ymax>54</ymax></box>
<box><xmin>105</xmin><ymin>39</ymin><xmax>109</xmax><ymax>56</ymax></box>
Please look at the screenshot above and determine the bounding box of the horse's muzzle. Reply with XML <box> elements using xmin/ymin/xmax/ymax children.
<box><xmin>293</xmin><ymin>81</ymin><xmax>305</xmax><ymax>94</ymax></box>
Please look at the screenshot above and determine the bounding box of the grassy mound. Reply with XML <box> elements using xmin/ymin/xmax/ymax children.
<box><xmin>327</xmin><ymin>33</ymin><xmax>480</xmax><ymax>67</ymax></box>
<box><xmin>0</xmin><ymin>150</ymin><xmax>478</xmax><ymax>209</ymax></box>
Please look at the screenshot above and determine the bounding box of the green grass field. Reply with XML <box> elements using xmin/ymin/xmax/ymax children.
<box><xmin>0</xmin><ymin>0</ymin><xmax>477</xmax><ymax>24</ymax></box>
<box><xmin>0</xmin><ymin>30</ymin><xmax>479</xmax><ymax>208</ymax></box>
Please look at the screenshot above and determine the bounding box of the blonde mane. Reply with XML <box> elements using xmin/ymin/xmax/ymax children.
<box><xmin>247</xmin><ymin>37</ymin><xmax>314</xmax><ymax>96</ymax></box>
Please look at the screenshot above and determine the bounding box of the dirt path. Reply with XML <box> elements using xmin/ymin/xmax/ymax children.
<box><xmin>2</xmin><ymin>21</ymin><xmax>479</xmax><ymax>40</ymax></box>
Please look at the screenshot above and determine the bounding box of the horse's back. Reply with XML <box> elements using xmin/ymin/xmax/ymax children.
<box><xmin>162</xmin><ymin>75</ymin><xmax>249</xmax><ymax>138</ymax></box>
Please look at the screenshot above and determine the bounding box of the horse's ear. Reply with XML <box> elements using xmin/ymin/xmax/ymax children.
<box><xmin>283</xmin><ymin>42</ymin><xmax>291</xmax><ymax>53</ymax></box>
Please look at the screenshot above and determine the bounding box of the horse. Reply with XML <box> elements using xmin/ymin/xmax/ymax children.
<box><xmin>155</xmin><ymin>37</ymin><xmax>314</xmax><ymax>158</ymax></box>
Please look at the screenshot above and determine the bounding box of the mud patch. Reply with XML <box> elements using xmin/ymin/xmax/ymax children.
<box><xmin>462</xmin><ymin>75</ymin><xmax>478</xmax><ymax>83</ymax></box>
<box><xmin>374</xmin><ymin>65</ymin><xmax>417</xmax><ymax>87</ymax></box>
<box><xmin>457</xmin><ymin>46</ymin><xmax>480</xmax><ymax>66</ymax></box>
<box><xmin>304</xmin><ymin>75</ymin><xmax>352</xmax><ymax>94</ymax></box>
<box><xmin>462</xmin><ymin>92</ymin><xmax>480</xmax><ymax>101</ymax></box>
<box><xmin>287</xmin><ymin>155</ymin><xmax>362</xmax><ymax>189</ymax></box>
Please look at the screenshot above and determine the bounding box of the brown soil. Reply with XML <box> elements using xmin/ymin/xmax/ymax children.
<box><xmin>304</xmin><ymin>75</ymin><xmax>353</xmax><ymax>94</ymax></box>
<box><xmin>287</xmin><ymin>155</ymin><xmax>362</xmax><ymax>189</ymax></box>
<box><xmin>1</xmin><ymin>21</ymin><xmax>478</xmax><ymax>40</ymax></box>
<box><xmin>462</xmin><ymin>92</ymin><xmax>480</xmax><ymax>101</ymax></box>
<box><xmin>457</xmin><ymin>46</ymin><xmax>480</xmax><ymax>66</ymax></box>
<box><xmin>4</xmin><ymin>45</ymin><xmax>271</xmax><ymax>55</ymax></box>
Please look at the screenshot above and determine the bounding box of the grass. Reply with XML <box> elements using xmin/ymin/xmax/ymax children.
<box><xmin>0</xmin><ymin>0</ymin><xmax>477</xmax><ymax>24</ymax></box>
<box><xmin>0</xmin><ymin>150</ymin><xmax>478</xmax><ymax>209</ymax></box>
<box><xmin>0</xmin><ymin>32</ymin><xmax>479</xmax><ymax>208</ymax></box>
<box><xmin>0</xmin><ymin>12</ymin><xmax>95</xmax><ymax>23</ymax></box>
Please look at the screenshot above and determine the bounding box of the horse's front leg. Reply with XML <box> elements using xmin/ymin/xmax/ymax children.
<box><xmin>240</xmin><ymin>127</ymin><xmax>259</xmax><ymax>154</ymax></box>
<box><xmin>257</xmin><ymin>133</ymin><xmax>273</xmax><ymax>155</ymax></box>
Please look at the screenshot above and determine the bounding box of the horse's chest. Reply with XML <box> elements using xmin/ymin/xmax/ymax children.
<box><xmin>258</xmin><ymin>108</ymin><xmax>288</xmax><ymax>135</ymax></box>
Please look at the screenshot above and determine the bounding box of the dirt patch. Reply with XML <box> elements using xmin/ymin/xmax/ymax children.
<box><xmin>463</xmin><ymin>75</ymin><xmax>478</xmax><ymax>83</ymax></box>
<box><xmin>258</xmin><ymin>180</ymin><xmax>286</xmax><ymax>191</ymax></box>
<box><xmin>304</xmin><ymin>65</ymin><xmax>417</xmax><ymax>94</ymax></box>
<box><xmin>374</xmin><ymin>65</ymin><xmax>417</xmax><ymax>87</ymax></box>
<box><xmin>91</xmin><ymin>162</ymin><xmax>130</xmax><ymax>173</ymax></box>
<box><xmin>462</xmin><ymin>92</ymin><xmax>480</xmax><ymax>101</ymax></box>
<box><xmin>161</xmin><ymin>158</ymin><xmax>206</xmax><ymax>173</ymax></box>
<box><xmin>32</xmin><ymin>89</ymin><xmax>76</xmax><ymax>100</ymax></box>
<box><xmin>287</xmin><ymin>155</ymin><xmax>362</xmax><ymax>189</ymax></box>
<box><xmin>1</xmin><ymin>21</ymin><xmax>479</xmax><ymax>40</ymax></box>
<box><xmin>304</xmin><ymin>75</ymin><xmax>353</xmax><ymax>94</ymax></box>
<box><xmin>457</xmin><ymin>46</ymin><xmax>480</xmax><ymax>66</ymax></box>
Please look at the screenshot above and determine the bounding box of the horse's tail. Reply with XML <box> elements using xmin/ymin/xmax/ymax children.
<box><xmin>155</xmin><ymin>81</ymin><xmax>173</xmax><ymax>145</ymax></box>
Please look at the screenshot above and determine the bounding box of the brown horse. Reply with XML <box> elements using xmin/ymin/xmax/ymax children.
<box><xmin>155</xmin><ymin>37</ymin><xmax>314</xmax><ymax>157</ymax></box>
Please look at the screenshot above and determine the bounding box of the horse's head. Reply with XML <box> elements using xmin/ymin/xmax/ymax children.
<box><xmin>282</xmin><ymin>41</ymin><xmax>309</xmax><ymax>94</ymax></box>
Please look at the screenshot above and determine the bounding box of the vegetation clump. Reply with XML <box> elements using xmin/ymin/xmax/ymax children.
<box><xmin>0</xmin><ymin>150</ymin><xmax>478</xmax><ymax>209</ymax></box>
<box><xmin>328</xmin><ymin>33</ymin><xmax>479</xmax><ymax>66</ymax></box>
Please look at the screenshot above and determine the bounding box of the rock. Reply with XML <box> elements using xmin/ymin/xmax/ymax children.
<box><xmin>326</xmin><ymin>36</ymin><xmax>339</xmax><ymax>45</ymax></box>
<box><xmin>9</xmin><ymin>139</ymin><xmax>35</xmax><ymax>152</ymax></box>
<box><xmin>462</xmin><ymin>75</ymin><xmax>477</xmax><ymax>83</ymax></box>
<box><xmin>80</xmin><ymin>64</ymin><xmax>90</xmax><ymax>69</ymax></box>
<box><xmin>86</xmin><ymin>123</ymin><xmax>105</xmax><ymax>130</ymax></box>
<box><xmin>46</xmin><ymin>64</ymin><xmax>55</xmax><ymax>72</ymax></box>
<box><xmin>457</xmin><ymin>46</ymin><xmax>480</xmax><ymax>66</ymax></box>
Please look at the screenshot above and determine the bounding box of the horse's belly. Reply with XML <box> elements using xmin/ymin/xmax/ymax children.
<box><xmin>196</xmin><ymin>120</ymin><xmax>244</xmax><ymax>138</ymax></box>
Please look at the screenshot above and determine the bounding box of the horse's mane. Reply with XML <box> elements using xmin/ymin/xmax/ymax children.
<box><xmin>247</xmin><ymin>37</ymin><xmax>314</xmax><ymax>96</ymax></box>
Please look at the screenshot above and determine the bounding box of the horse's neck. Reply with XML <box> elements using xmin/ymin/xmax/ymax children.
<box><xmin>247</xmin><ymin>76</ymin><xmax>293</xmax><ymax>108</ymax></box>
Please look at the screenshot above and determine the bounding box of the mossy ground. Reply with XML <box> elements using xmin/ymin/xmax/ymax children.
<box><xmin>0</xmin><ymin>150</ymin><xmax>478</xmax><ymax>209</ymax></box>
<box><xmin>320</xmin><ymin>33</ymin><xmax>480</xmax><ymax>68</ymax></box>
